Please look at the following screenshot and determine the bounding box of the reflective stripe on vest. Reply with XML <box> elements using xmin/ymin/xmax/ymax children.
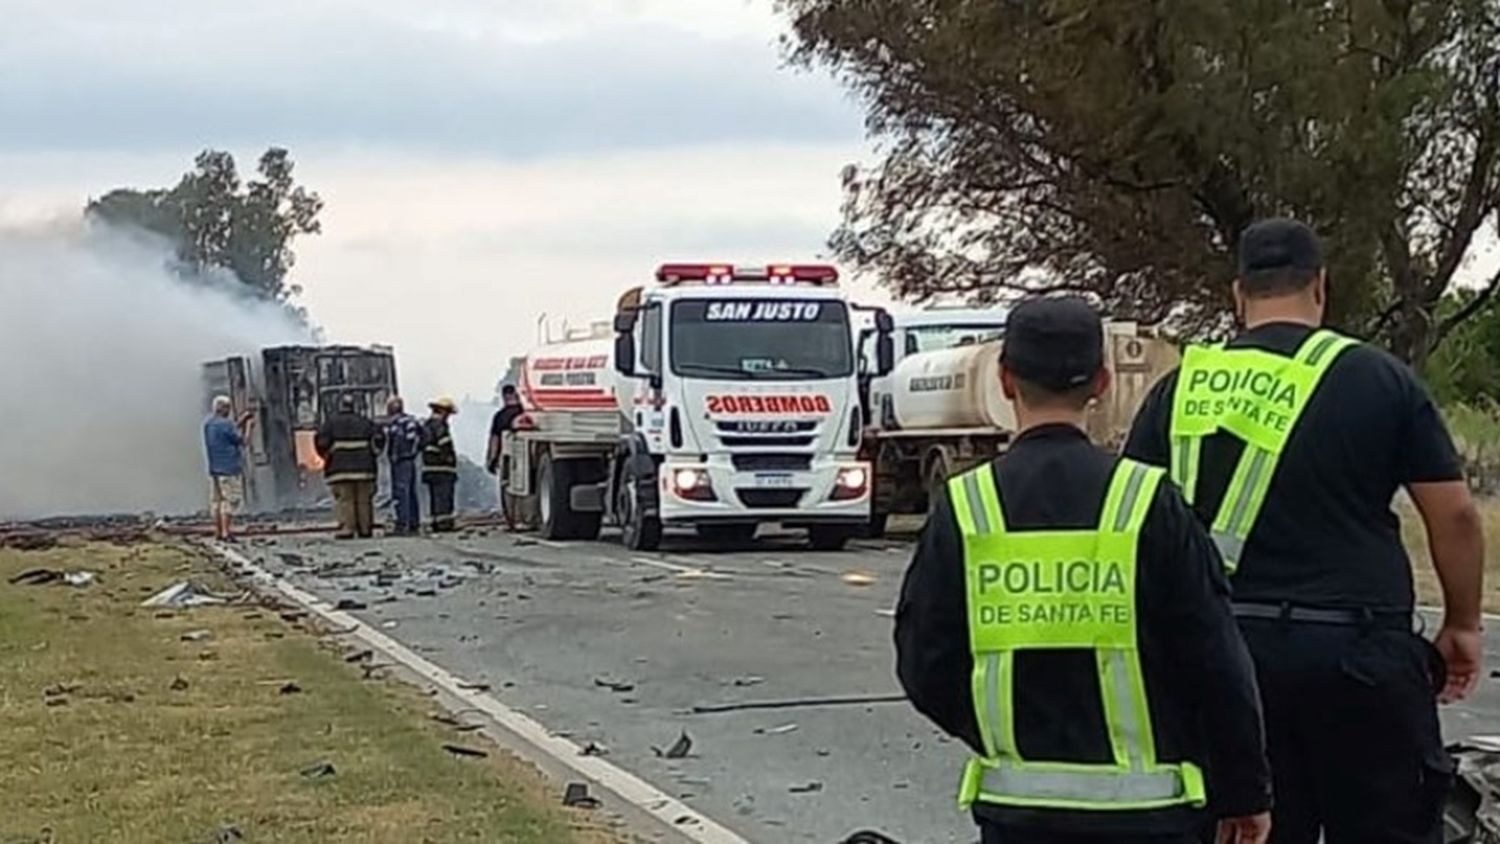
<box><xmin>1169</xmin><ymin>329</ymin><xmax>1356</xmax><ymax>571</ymax></box>
<box><xmin>332</xmin><ymin>440</ymin><xmax>372</xmax><ymax>451</ymax></box>
<box><xmin>949</xmin><ymin>459</ymin><xmax>1206</xmax><ymax>812</ymax></box>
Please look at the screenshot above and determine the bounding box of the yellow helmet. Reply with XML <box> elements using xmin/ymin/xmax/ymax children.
<box><xmin>428</xmin><ymin>396</ymin><xmax>459</xmax><ymax>414</ymax></box>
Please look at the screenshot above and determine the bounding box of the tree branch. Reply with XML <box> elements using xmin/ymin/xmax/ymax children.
<box><xmin>1435</xmin><ymin>266</ymin><xmax>1500</xmax><ymax>345</ymax></box>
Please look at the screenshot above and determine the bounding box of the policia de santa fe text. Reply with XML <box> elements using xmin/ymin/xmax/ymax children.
<box><xmin>896</xmin><ymin>296</ymin><xmax>1273</xmax><ymax>844</ymax></box>
<box><xmin>1125</xmin><ymin>218</ymin><xmax>1485</xmax><ymax>842</ymax></box>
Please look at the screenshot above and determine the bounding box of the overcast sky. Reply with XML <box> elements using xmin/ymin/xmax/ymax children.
<box><xmin>0</xmin><ymin>0</ymin><xmax>878</xmax><ymax>407</ymax></box>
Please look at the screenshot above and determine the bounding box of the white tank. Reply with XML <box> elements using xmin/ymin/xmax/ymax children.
<box><xmin>891</xmin><ymin>340</ymin><xmax>1016</xmax><ymax>430</ymax></box>
<box><xmin>518</xmin><ymin>335</ymin><xmax>624</xmax><ymax>415</ymax></box>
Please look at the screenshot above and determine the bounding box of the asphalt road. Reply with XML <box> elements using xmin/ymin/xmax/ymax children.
<box><xmin>236</xmin><ymin>527</ymin><xmax>1500</xmax><ymax>844</ymax></box>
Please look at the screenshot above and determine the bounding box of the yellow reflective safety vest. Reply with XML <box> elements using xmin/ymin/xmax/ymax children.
<box><xmin>950</xmin><ymin>458</ymin><xmax>1206</xmax><ymax>811</ymax></box>
<box><xmin>1169</xmin><ymin>329</ymin><xmax>1357</xmax><ymax>571</ymax></box>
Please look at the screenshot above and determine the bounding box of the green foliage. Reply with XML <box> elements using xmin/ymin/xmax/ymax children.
<box><xmin>780</xmin><ymin>0</ymin><xmax>1500</xmax><ymax>363</ymax></box>
<box><xmin>1424</xmin><ymin>290</ymin><xmax>1500</xmax><ymax>403</ymax></box>
<box><xmin>87</xmin><ymin>148</ymin><xmax>323</xmax><ymax>303</ymax></box>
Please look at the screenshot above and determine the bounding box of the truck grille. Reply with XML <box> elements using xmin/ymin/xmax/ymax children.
<box><xmin>736</xmin><ymin>489</ymin><xmax>807</xmax><ymax>509</ymax></box>
<box><xmin>720</xmin><ymin>435</ymin><xmax>816</xmax><ymax>448</ymax></box>
<box><xmin>716</xmin><ymin>420</ymin><xmax>817</xmax><ymax>449</ymax></box>
<box><xmin>731</xmin><ymin>454</ymin><xmax>812</xmax><ymax>472</ymax></box>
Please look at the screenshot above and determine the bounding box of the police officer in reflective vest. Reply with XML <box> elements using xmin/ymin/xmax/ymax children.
<box><xmin>897</xmin><ymin>296</ymin><xmax>1272</xmax><ymax>844</ymax></box>
<box><xmin>1125</xmin><ymin>218</ymin><xmax>1485</xmax><ymax>842</ymax></box>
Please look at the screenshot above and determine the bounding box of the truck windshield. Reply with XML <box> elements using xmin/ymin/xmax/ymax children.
<box><xmin>670</xmin><ymin>299</ymin><xmax>853</xmax><ymax>381</ymax></box>
<box><xmin>906</xmin><ymin>323</ymin><xmax>1006</xmax><ymax>354</ymax></box>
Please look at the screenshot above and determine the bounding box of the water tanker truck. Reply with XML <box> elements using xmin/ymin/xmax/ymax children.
<box><xmin>502</xmin><ymin>263</ymin><xmax>894</xmax><ymax>551</ymax></box>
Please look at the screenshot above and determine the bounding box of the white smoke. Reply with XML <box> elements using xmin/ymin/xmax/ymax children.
<box><xmin>0</xmin><ymin>218</ymin><xmax>311</xmax><ymax>519</ymax></box>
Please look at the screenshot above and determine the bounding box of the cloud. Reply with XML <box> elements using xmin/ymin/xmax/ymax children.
<box><xmin>0</xmin><ymin>0</ymin><xmax>859</xmax><ymax>156</ymax></box>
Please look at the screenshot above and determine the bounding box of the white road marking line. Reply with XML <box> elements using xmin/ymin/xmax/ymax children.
<box><xmin>208</xmin><ymin>541</ymin><xmax>749</xmax><ymax>844</ymax></box>
<box><xmin>629</xmin><ymin>556</ymin><xmax>733</xmax><ymax>581</ymax></box>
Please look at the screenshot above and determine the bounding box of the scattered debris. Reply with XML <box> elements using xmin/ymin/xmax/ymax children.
<box><xmin>457</xmin><ymin>681</ymin><xmax>491</xmax><ymax>692</ymax></box>
<box><xmin>562</xmin><ymin>782</ymin><xmax>602</xmax><ymax>809</ymax></box>
<box><xmin>63</xmin><ymin>571</ymin><xmax>97</xmax><ymax>587</ymax></box>
<box><xmin>653</xmin><ymin>730</ymin><xmax>693</xmax><ymax>759</ymax></box>
<box><xmin>215</xmin><ymin>823</ymin><xmax>245</xmax><ymax>843</ymax></box>
<box><xmin>692</xmin><ymin>693</ymin><xmax>907</xmax><ymax>714</ymax></box>
<box><xmin>408</xmin><ymin>588</ymin><xmax>438</xmax><ymax>598</ymax></box>
<box><xmin>44</xmin><ymin>683</ymin><xmax>79</xmax><ymax>698</ymax></box>
<box><xmin>180</xmin><ymin>630</ymin><xmax>213</xmax><ymax>643</ymax></box>
<box><xmin>170</xmin><ymin>676</ymin><xmax>190</xmax><ymax>692</ymax></box>
<box><xmin>789</xmin><ymin>781</ymin><xmax>824</xmax><ymax>794</ymax></box>
<box><xmin>345</xmin><ymin>649</ymin><xmax>374</xmax><ymax>664</ymax></box>
<box><xmin>380</xmin><ymin>620</ymin><xmax>399</xmax><ymax>629</ymax></box>
<box><xmin>277</xmin><ymin>552</ymin><xmax>307</xmax><ymax>567</ymax></box>
<box><xmin>452</xmin><ymin>724</ymin><xmax>484</xmax><ymax>733</ymax></box>
<box><xmin>593</xmin><ymin>677</ymin><xmax>636</xmax><ymax>694</ymax></box>
<box><xmin>840</xmin><ymin>571</ymin><xmax>876</xmax><ymax>587</ymax></box>
<box><xmin>729</xmin><ymin>675</ymin><xmax>765</xmax><ymax>688</ymax></box>
<box><xmin>299</xmin><ymin>761</ymin><xmax>337</xmax><ymax>780</ymax></box>
<box><xmin>9</xmin><ymin>568</ymin><xmax>62</xmax><ymax>586</ymax></box>
<box><xmin>142</xmin><ymin>582</ymin><xmax>226</xmax><ymax>608</ymax></box>
<box><xmin>333</xmin><ymin>599</ymin><xmax>367</xmax><ymax>611</ymax></box>
<box><xmin>0</xmin><ymin>530</ymin><xmax>58</xmax><ymax>551</ymax></box>
<box><xmin>279</xmin><ymin>682</ymin><xmax>303</xmax><ymax>695</ymax></box>
<box><xmin>45</xmin><ymin>696</ymin><xmax>68</xmax><ymax>708</ymax></box>
<box><xmin>442</xmin><ymin>743</ymin><xmax>488</xmax><ymax>759</ymax></box>
<box><xmin>580</xmin><ymin>741</ymin><xmax>610</xmax><ymax>757</ymax></box>
<box><xmin>754</xmin><ymin>723</ymin><xmax>799</xmax><ymax>736</ymax></box>
<box><xmin>874</xmin><ymin>608</ymin><xmax>896</xmax><ymax>618</ymax></box>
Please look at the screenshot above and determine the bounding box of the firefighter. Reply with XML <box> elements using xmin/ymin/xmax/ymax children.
<box><xmin>897</xmin><ymin>296</ymin><xmax>1271</xmax><ymax>844</ymax></box>
<box><xmin>422</xmin><ymin>397</ymin><xmax>460</xmax><ymax>533</ymax></box>
<box><xmin>1125</xmin><ymin>218</ymin><xmax>1485</xmax><ymax>842</ymax></box>
<box><xmin>314</xmin><ymin>394</ymin><xmax>385</xmax><ymax>539</ymax></box>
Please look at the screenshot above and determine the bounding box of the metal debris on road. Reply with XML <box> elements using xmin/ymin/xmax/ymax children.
<box><xmin>729</xmin><ymin>675</ymin><xmax>765</xmax><ymax>688</ymax></box>
<box><xmin>276</xmin><ymin>552</ymin><xmax>307</xmax><ymax>567</ymax></box>
<box><xmin>345</xmin><ymin>649</ymin><xmax>374</xmax><ymax>664</ymax></box>
<box><xmin>789</xmin><ymin>781</ymin><xmax>824</xmax><ymax>794</ymax></box>
<box><xmin>215</xmin><ymin>823</ymin><xmax>245</xmax><ymax>843</ymax></box>
<box><xmin>653</xmin><ymin>730</ymin><xmax>693</xmax><ymax>759</ymax></box>
<box><xmin>562</xmin><ymin>782</ymin><xmax>602</xmax><ymax>809</ymax></box>
<box><xmin>580</xmin><ymin>741</ymin><xmax>610</xmax><ymax>757</ymax></box>
<box><xmin>279</xmin><ymin>682</ymin><xmax>303</xmax><ymax>695</ymax></box>
<box><xmin>593</xmin><ymin>676</ymin><xmax>636</xmax><ymax>693</ymax></box>
<box><xmin>9</xmin><ymin>568</ymin><xmax>62</xmax><ymax>586</ymax></box>
<box><xmin>63</xmin><ymin>571</ymin><xmax>97</xmax><ymax>587</ymax></box>
<box><xmin>840</xmin><ymin>571</ymin><xmax>877</xmax><ymax>587</ymax></box>
<box><xmin>874</xmin><ymin>608</ymin><xmax>896</xmax><ymax>618</ymax></box>
<box><xmin>441</xmin><ymin>744</ymin><xmax>488</xmax><ymax>758</ymax></box>
<box><xmin>299</xmin><ymin>761</ymin><xmax>336</xmax><ymax>780</ymax></box>
<box><xmin>692</xmin><ymin>693</ymin><xmax>908</xmax><ymax>714</ymax></box>
<box><xmin>380</xmin><ymin>620</ymin><xmax>399</xmax><ymax>629</ymax></box>
<box><xmin>754</xmin><ymin>723</ymin><xmax>799</xmax><ymax>736</ymax></box>
<box><xmin>142</xmin><ymin>581</ymin><xmax>228</xmax><ymax>608</ymax></box>
<box><xmin>333</xmin><ymin>599</ymin><xmax>366</xmax><ymax>611</ymax></box>
<box><xmin>170</xmin><ymin>676</ymin><xmax>190</xmax><ymax>692</ymax></box>
<box><xmin>180</xmin><ymin>630</ymin><xmax>212</xmax><ymax>642</ymax></box>
<box><xmin>456</xmin><ymin>681</ymin><xmax>491</xmax><ymax>692</ymax></box>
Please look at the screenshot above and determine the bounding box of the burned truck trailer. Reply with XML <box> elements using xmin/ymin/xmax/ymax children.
<box><xmin>202</xmin><ymin>345</ymin><xmax>399</xmax><ymax>513</ymax></box>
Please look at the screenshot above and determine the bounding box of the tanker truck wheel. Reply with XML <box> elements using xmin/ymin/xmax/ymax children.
<box><xmin>618</xmin><ymin>465</ymin><xmax>662</xmax><ymax>551</ymax></box>
<box><xmin>538</xmin><ymin>454</ymin><xmax>601</xmax><ymax>541</ymax></box>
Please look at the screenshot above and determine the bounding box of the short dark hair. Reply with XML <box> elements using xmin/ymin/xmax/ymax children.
<box><xmin>501</xmin><ymin>385</ymin><xmax>517</xmax><ymax>396</ymax></box>
<box><xmin>1011</xmin><ymin>372</ymin><xmax>1097</xmax><ymax>411</ymax></box>
<box><xmin>1239</xmin><ymin>265</ymin><xmax>1320</xmax><ymax>299</ymax></box>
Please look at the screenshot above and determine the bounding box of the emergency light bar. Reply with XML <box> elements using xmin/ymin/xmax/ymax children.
<box><xmin>656</xmin><ymin>263</ymin><xmax>839</xmax><ymax>287</ymax></box>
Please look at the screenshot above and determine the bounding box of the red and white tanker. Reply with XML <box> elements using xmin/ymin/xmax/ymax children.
<box><xmin>502</xmin><ymin>263</ymin><xmax>894</xmax><ymax>551</ymax></box>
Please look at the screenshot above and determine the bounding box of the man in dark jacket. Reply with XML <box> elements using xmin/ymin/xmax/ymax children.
<box><xmin>315</xmin><ymin>394</ymin><xmax>386</xmax><ymax>539</ymax></box>
<box><xmin>896</xmin><ymin>296</ymin><xmax>1271</xmax><ymax>844</ymax></box>
<box><xmin>422</xmin><ymin>396</ymin><xmax>460</xmax><ymax>533</ymax></box>
<box><xmin>486</xmin><ymin>385</ymin><xmax>525</xmax><ymax>529</ymax></box>
<box><xmin>385</xmin><ymin>396</ymin><xmax>424</xmax><ymax>536</ymax></box>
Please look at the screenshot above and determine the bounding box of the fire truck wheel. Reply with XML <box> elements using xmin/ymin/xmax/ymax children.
<box><xmin>619</xmin><ymin>466</ymin><xmax>662</xmax><ymax>551</ymax></box>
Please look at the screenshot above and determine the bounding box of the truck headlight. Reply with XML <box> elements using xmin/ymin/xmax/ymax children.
<box><xmin>832</xmin><ymin>466</ymin><xmax>869</xmax><ymax>500</ymax></box>
<box><xmin>671</xmin><ymin>468</ymin><xmax>717</xmax><ymax>501</ymax></box>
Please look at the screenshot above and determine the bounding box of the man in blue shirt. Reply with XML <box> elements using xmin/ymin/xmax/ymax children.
<box><xmin>203</xmin><ymin>395</ymin><xmax>255</xmax><ymax>541</ymax></box>
<box><xmin>384</xmin><ymin>396</ymin><xmax>424</xmax><ymax>536</ymax></box>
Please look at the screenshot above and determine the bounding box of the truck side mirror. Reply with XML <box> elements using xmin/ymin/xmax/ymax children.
<box><xmin>876</xmin><ymin>336</ymin><xmax>895</xmax><ymax>377</ymax></box>
<box><xmin>614</xmin><ymin>311</ymin><xmax>637</xmax><ymax>333</ymax></box>
<box><xmin>614</xmin><ymin>334</ymin><xmax>637</xmax><ymax>377</ymax></box>
<box><xmin>874</xmin><ymin>310</ymin><xmax>894</xmax><ymax>334</ymax></box>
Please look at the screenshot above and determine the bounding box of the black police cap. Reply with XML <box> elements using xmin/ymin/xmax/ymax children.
<box><xmin>1238</xmin><ymin>218</ymin><xmax>1323</xmax><ymax>276</ymax></box>
<box><xmin>1001</xmin><ymin>296</ymin><xmax>1104</xmax><ymax>391</ymax></box>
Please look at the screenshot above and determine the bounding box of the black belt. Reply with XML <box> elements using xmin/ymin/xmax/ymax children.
<box><xmin>1232</xmin><ymin>601</ymin><xmax>1413</xmax><ymax>629</ymax></box>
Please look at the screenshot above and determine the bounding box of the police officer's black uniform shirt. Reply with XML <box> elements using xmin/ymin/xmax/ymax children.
<box><xmin>1124</xmin><ymin>322</ymin><xmax>1463</xmax><ymax>611</ymax></box>
<box><xmin>896</xmin><ymin>424</ymin><xmax>1270</xmax><ymax>835</ymax></box>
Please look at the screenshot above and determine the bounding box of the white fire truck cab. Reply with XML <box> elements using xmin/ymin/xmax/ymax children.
<box><xmin>504</xmin><ymin>263</ymin><xmax>894</xmax><ymax>551</ymax></box>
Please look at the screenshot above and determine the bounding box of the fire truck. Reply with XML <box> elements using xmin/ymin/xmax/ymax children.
<box><xmin>503</xmin><ymin>264</ymin><xmax>894</xmax><ymax>551</ymax></box>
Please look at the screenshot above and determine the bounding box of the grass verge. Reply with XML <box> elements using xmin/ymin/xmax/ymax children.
<box><xmin>0</xmin><ymin>539</ymin><xmax>622</xmax><ymax>844</ymax></box>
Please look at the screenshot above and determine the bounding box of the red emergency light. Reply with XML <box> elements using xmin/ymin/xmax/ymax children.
<box><xmin>656</xmin><ymin>263</ymin><xmax>839</xmax><ymax>287</ymax></box>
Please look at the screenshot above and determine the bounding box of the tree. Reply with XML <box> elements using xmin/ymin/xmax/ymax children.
<box><xmin>779</xmin><ymin>0</ymin><xmax>1500</xmax><ymax>364</ymax></box>
<box><xmin>87</xmin><ymin>148</ymin><xmax>323</xmax><ymax>303</ymax></box>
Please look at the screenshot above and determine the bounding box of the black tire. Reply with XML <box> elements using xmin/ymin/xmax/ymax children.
<box><xmin>863</xmin><ymin>511</ymin><xmax>889</xmax><ymax>539</ymax></box>
<box><xmin>808</xmin><ymin>525</ymin><xmax>851</xmax><ymax>551</ymax></box>
<box><xmin>538</xmin><ymin>454</ymin><xmax>602</xmax><ymax>541</ymax></box>
<box><xmin>925</xmin><ymin>449</ymin><xmax>954</xmax><ymax>505</ymax></box>
<box><xmin>618</xmin><ymin>464</ymin><xmax>662</xmax><ymax>551</ymax></box>
<box><xmin>695</xmin><ymin>523</ymin><xmax>757</xmax><ymax>545</ymax></box>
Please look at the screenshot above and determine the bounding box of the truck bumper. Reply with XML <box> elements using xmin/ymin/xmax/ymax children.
<box><xmin>656</xmin><ymin>457</ymin><xmax>871</xmax><ymax>527</ymax></box>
